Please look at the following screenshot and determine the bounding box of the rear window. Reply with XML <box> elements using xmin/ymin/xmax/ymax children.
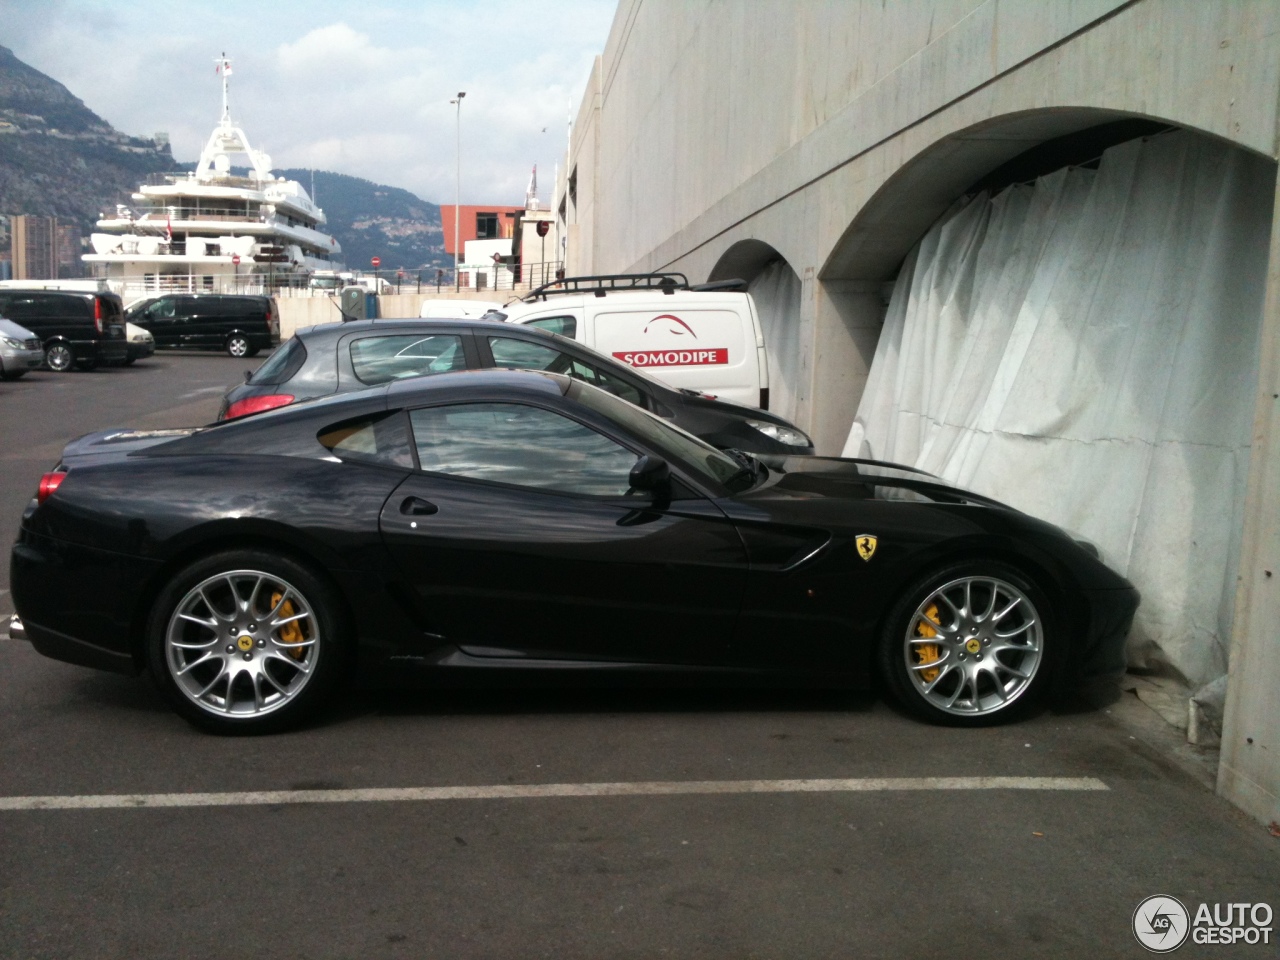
<box><xmin>249</xmin><ymin>338</ymin><xmax>307</xmax><ymax>385</ymax></box>
<box><xmin>526</xmin><ymin>315</ymin><xmax>577</xmax><ymax>338</ymax></box>
<box><xmin>96</xmin><ymin>296</ymin><xmax>122</xmax><ymax>320</ymax></box>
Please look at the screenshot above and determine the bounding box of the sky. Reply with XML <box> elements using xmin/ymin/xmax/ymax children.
<box><xmin>0</xmin><ymin>0</ymin><xmax>617</xmax><ymax>207</ymax></box>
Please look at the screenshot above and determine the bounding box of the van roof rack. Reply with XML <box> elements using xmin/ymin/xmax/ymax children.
<box><xmin>521</xmin><ymin>273</ymin><xmax>691</xmax><ymax>301</ymax></box>
<box><xmin>690</xmin><ymin>278</ymin><xmax>747</xmax><ymax>292</ymax></box>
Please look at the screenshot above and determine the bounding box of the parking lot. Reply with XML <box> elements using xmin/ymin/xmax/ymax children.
<box><xmin>1</xmin><ymin>354</ymin><xmax>1277</xmax><ymax>959</ymax></box>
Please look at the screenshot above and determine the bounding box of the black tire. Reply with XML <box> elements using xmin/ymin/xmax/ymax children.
<box><xmin>44</xmin><ymin>342</ymin><xmax>74</xmax><ymax>372</ymax></box>
<box><xmin>0</xmin><ymin>369</ymin><xmax>25</xmax><ymax>381</ymax></box>
<box><xmin>123</xmin><ymin>356</ymin><xmax>136</xmax><ymax>366</ymax></box>
<box><xmin>146</xmin><ymin>549</ymin><xmax>349</xmax><ymax>734</ymax></box>
<box><xmin>246</xmin><ymin>345</ymin><xmax>261</xmax><ymax>358</ymax></box>
<box><xmin>226</xmin><ymin>334</ymin><xmax>251</xmax><ymax>358</ymax></box>
<box><xmin>878</xmin><ymin>560</ymin><xmax>1056</xmax><ymax>727</ymax></box>
<box><xmin>75</xmin><ymin>356</ymin><xmax>99</xmax><ymax>372</ymax></box>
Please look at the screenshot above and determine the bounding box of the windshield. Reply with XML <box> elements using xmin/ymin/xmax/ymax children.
<box><xmin>567</xmin><ymin>379</ymin><xmax>755</xmax><ymax>492</ymax></box>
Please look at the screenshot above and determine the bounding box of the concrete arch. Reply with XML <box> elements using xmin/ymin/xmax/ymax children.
<box><xmin>821</xmin><ymin>108</ymin><xmax>1200</xmax><ymax>283</ymax></box>
<box><xmin>711</xmin><ymin>240</ymin><xmax>803</xmax><ymax>420</ymax></box>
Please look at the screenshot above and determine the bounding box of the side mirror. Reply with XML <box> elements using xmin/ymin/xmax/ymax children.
<box><xmin>244</xmin><ymin>370</ymin><xmax>252</xmax><ymax>383</ymax></box>
<box><xmin>629</xmin><ymin>454</ymin><xmax>670</xmax><ymax>492</ymax></box>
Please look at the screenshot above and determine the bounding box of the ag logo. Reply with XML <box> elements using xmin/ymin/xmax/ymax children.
<box><xmin>856</xmin><ymin>535</ymin><xmax>877</xmax><ymax>562</ymax></box>
<box><xmin>1133</xmin><ymin>895</ymin><xmax>1190</xmax><ymax>953</ymax></box>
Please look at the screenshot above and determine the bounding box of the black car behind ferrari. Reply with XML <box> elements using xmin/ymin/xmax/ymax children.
<box><xmin>11</xmin><ymin>369</ymin><xmax>1138</xmax><ymax>733</ymax></box>
<box><xmin>218</xmin><ymin>317</ymin><xmax>815</xmax><ymax>455</ymax></box>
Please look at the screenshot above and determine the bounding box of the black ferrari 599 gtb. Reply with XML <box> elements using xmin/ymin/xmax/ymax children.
<box><xmin>11</xmin><ymin>369</ymin><xmax>1138</xmax><ymax>733</ymax></box>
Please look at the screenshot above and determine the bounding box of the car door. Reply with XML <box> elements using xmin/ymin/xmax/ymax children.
<box><xmin>378</xmin><ymin>399</ymin><xmax>748</xmax><ymax>665</ymax></box>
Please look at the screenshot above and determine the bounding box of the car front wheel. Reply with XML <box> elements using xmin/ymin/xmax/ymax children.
<box><xmin>879</xmin><ymin>561</ymin><xmax>1054</xmax><ymax>726</ymax></box>
<box><xmin>147</xmin><ymin>550</ymin><xmax>347</xmax><ymax>733</ymax></box>
<box><xmin>44</xmin><ymin>342</ymin><xmax>74</xmax><ymax>372</ymax></box>
<box><xmin>226</xmin><ymin>334</ymin><xmax>250</xmax><ymax>358</ymax></box>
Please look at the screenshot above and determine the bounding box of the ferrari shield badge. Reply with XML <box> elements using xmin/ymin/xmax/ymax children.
<box><xmin>856</xmin><ymin>535</ymin><xmax>878</xmax><ymax>562</ymax></box>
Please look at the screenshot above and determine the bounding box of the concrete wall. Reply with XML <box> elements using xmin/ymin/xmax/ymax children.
<box><xmin>275</xmin><ymin>291</ymin><xmax>512</xmax><ymax>339</ymax></box>
<box><xmin>559</xmin><ymin>0</ymin><xmax>1280</xmax><ymax>824</ymax></box>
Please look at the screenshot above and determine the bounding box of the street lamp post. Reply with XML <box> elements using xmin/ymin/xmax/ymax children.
<box><xmin>450</xmin><ymin>91</ymin><xmax>466</xmax><ymax>292</ymax></box>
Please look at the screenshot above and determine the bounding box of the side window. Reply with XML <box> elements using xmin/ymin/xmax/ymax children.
<box><xmin>525</xmin><ymin>315</ymin><xmax>577</xmax><ymax>338</ymax></box>
<box><xmin>317</xmin><ymin>413</ymin><xmax>414</xmax><ymax>468</ymax></box>
<box><xmin>568</xmin><ymin>359</ymin><xmax>644</xmax><ymax>406</ymax></box>
<box><xmin>488</xmin><ymin>336</ymin><xmax>570</xmax><ymax>373</ymax></box>
<box><xmin>147</xmin><ymin>299</ymin><xmax>176</xmax><ymax>320</ymax></box>
<box><xmin>409</xmin><ymin>402</ymin><xmax>639</xmax><ymax>497</ymax></box>
<box><xmin>173</xmin><ymin>297</ymin><xmax>198</xmax><ymax>319</ymax></box>
<box><xmin>350</xmin><ymin>334</ymin><xmax>467</xmax><ymax>385</ymax></box>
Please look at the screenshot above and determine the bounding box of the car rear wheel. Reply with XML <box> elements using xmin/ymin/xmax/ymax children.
<box><xmin>75</xmin><ymin>355</ymin><xmax>99</xmax><ymax>372</ymax></box>
<box><xmin>879</xmin><ymin>561</ymin><xmax>1054</xmax><ymax>726</ymax></box>
<box><xmin>147</xmin><ymin>550</ymin><xmax>347</xmax><ymax>733</ymax></box>
<box><xmin>44</xmin><ymin>342</ymin><xmax>74</xmax><ymax>372</ymax></box>
<box><xmin>226</xmin><ymin>334</ymin><xmax>250</xmax><ymax>358</ymax></box>
<box><xmin>0</xmin><ymin>369</ymin><xmax>25</xmax><ymax>380</ymax></box>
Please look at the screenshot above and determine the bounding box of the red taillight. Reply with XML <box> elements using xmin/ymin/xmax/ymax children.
<box><xmin>37</xmin><ymin>472</ymin><xmax>66</xmax><ymax>504</ymax></box>
<box><xmin>93</xmin><ymin>297</ymin><xmax>104</xmax><ymax>334</ymax></box>
<box><xmin>223</xmin><ymin>394</ymin><xmax>294</xmax><ymax>420</ymax></box>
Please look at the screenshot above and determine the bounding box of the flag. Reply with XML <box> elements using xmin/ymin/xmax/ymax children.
<box><xmin>165</xmin><ymin>215</ymin><xmax>172</xmax><ymax>242</ymax></box>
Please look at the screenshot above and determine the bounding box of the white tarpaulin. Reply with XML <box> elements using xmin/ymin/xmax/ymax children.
<box><xmin>844</xmin><ymin>131</ymin><xmax>1273</xmax><ymax>688</ymax></box>
<box><xmin>749</xmin><ymin>260</ymin><xmax>803</xmax><ymax>421</ymax></box>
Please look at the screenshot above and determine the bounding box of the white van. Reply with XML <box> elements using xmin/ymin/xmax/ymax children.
<box><xmin>419</xmin><ymin>299</ymin><xmax>505</xmax><ymax>319</ymax></box>
<box><xmin>497</xmin><ymin>275</ymin><xmax>771</xmax><ymax>409</ymax></box>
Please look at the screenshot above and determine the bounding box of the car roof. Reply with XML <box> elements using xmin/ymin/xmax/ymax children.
<box><xmin>296</xmin><ymin>316</ymin><xmax>551</xmax><ymax>344</ymax></box>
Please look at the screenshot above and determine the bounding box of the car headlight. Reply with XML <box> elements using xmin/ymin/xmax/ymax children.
<box><xmin>745</xmin><ymin>419</ymin><xmax>811</xmax><ymax>449</ymax></box>
<box><xmin>0</xmin><ymin>337</ymin><xmax>23</xmax><ymax>349</ymax></box>
<box><xmin>131</xmin><ymin>334</ymin><xmax>151</xmax><ymax>342</ymax></box>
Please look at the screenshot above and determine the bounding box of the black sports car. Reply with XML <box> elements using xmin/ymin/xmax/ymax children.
<box><xmin>11</xmin><ymin>369</ymin><xmax>1138</xmax><ymax>733</ymax></box>
<box><xmin>218</xmin><ymin>318</ymin><xmax>815</xmax><ymax>455</ymax></box>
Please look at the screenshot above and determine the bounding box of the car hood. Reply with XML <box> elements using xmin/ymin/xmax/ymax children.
<box><xmin>0</xmin><ymin>318</ymin><xmax>39</xmax><ymax>341</ymax></box>
<box><xmin>745</xmin><ymin>454</ymin><xmax>1004</xmax><ymax>506</ymax></box>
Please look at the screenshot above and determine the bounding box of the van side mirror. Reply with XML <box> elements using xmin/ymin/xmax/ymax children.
<box><xmin>629</xmin><ymin>454</ymin><xmax>670</xmax><ymax>492</ymax></box>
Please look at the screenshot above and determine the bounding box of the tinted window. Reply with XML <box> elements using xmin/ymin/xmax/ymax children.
<box><xmin>490</xmin><ymin>336</ymin><xmax>643</xmax><ymax>406</ymax></box>
<box><xmin>318</xmin><ymin>412</ymin><xmax>414</xmax><ymax>468</ymax></box>
<box><xmin>351</xmin><ymin>334</ymin><xmax>467</xmax><ymax>385</ymax></box>
<box><xmin>249</xmin><ymin>338</ymin><xmax>307</xmax><ymax>385</ymax></box>
<box><xmin>526</xmin><ymin>315</ymin><xmax>577</xmax><ymax>338</ymax></box>
<box><xmin>409</xmin><ymin>402</ymin><xmax>638</xmax><ymax>497</ymax></box>
<box><xmin>50</xmin><ymin>294</ymin><xmax>90</xmax><ymax>318</ymax></box>
<box><xmin>219</xmin><ymin>297</ymin><xmax>260</xmax><ymax>316</ymax></box>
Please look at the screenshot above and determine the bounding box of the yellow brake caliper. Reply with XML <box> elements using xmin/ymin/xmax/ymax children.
<box><xmin>915</xmin><ymin>603</ymin><xmax>942</xmax><ymax>683</ymax></box>
<box><xmin>271</xmin><ymin>591</ymin><xmax>308</xmax><ymax>660</ymax></box>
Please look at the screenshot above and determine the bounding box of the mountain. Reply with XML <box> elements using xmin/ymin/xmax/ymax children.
<box><xmin>275</xmin><ymin>169</ymin><xmax>447</xmax><ymax>274</ymax></box>
<box><xmin>0</xmin><ymin>45</ymin><xmax>174</xmax><ymax>234</ymax></box>
<box><xmin>0</xmin><ymin>46</ymin><xmax>451</xmax><ymax>273</ymax></box>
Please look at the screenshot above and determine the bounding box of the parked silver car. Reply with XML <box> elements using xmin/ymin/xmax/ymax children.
<box><xmin>0</xmin><ymin>317</ymin><xmax>46</xmax><ymax>380</ymax></box>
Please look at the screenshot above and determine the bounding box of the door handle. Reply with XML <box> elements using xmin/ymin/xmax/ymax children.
<box><xmin>400</xmin><ymin>496</ymin><xmax>438</xmax><ymax>516</ymax></box>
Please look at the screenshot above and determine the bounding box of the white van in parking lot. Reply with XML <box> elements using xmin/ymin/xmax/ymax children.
<box><xmin>495</xmin><ymin>274</ymin><xmax>772</xmax><ymax>409</ymax></box>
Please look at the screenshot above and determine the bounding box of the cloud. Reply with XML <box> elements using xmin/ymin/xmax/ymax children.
<box><xmin>1</xmin><ymin>0</ymin><xmax>615</xmax><ymax>206</ymax></box>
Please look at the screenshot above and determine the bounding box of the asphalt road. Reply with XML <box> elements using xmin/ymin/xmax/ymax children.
<box><xmin>1</xmin><ymin>353</ymin><xmax>1277</xmax><ymax>959</ymax></box>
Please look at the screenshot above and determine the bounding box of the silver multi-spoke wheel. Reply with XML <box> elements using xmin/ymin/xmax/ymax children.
<box><xmin>903</xmin><ymin>575</ymin><xmax>1043</xmax><ymax>717</ymax></box>
<box><xmin>165</xmin><ymin>569</ymin><xmax>320</xmax><ymax>719</ymax></box>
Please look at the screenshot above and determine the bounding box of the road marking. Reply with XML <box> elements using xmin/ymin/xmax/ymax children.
<box><xmin>0</xmin><ymin>777</ymin><xmax>1108</xmax><ymax>811</ymax></box>
<box><xmin>179</xmin><ymin>386</ymin><xmax>229</xmax><ymax>399</ymax></box>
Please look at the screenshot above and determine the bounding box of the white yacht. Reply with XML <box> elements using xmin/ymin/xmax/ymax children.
<box><xmin>83</xmin><ymin>56</ymin><xmax>342</xmax><ymax>297</ymax></box>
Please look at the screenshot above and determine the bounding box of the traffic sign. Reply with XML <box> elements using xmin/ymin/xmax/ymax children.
<box><xmin>536</xmin><ymin>220</ymin><xmax>550</xmax><ymax>237</ymax></box>
<box><xmin>371</xmin><ymin>256</ymin><xmax>381</xmax><ymax>267</ymax></box>
<box><xmin>231</xmin><ymin>253</ymin><xmax>240</xmax><ymax>265</ymax></box>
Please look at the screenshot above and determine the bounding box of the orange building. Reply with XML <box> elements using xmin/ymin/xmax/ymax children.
<box><xmin>440</xmin><ymin>205</ymin><xmax>524</xmax><ymax>256</ymax></box>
